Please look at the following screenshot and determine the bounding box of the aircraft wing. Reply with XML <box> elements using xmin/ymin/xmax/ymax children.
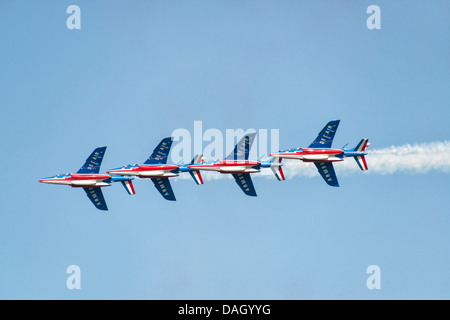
<box><xmin>308</xmin><ymin>120</ymin><xmax>340</xmax><ymax>148</ymax></box>
<box><xmin>83</xmin><ymin>187</ymin><xmax>108</xmax><ymax>211</ymax></box>
<box><xmin>232</xmin><ymin>173</ymin><xmax>257</xmax><ymax>196</ymax></box>
<box><xmin>78</xmin><ymin>147</ymin><xmax>107</xmax><ymax>174</ymax></box>
<box><xmin>314</xmin><ymin>162</ymin><xmax>339</xmax><ymax>187</ymax></box>
<box><xmin>226</xmin><ymin>132</ymin><xmax>256</xmax><ymax>161</ymax></box>
<box><xmin>144</xmin><ymin>137</ymin><xmax>173</xmax><ymax>164</ymax></box>
<box><xmin>151</xmin><ymin>178</ymin><xmax>176</xmax><ymax>201</ymax></box>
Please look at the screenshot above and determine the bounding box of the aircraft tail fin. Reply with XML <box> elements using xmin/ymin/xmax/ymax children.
<box><xmin>191</xmin><ymin>154</ymin><xmax>203</xmax><ymax>165</ymax></box>
<box><xmin>189</xmin><ymin>154</ymin><xmax>204</xmax><ymax>185</ymax></box>
<box><xmin>353</xmin><ymin>139</ymin><xmax>369</xmax><ymax>171</ymax></box>
<box><xmin>352</xmin><ymin>139</ymin><xmax>370</xmax><ymax>152</ymax></box>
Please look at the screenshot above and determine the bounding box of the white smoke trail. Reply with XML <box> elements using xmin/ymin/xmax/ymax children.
<box><xmin>178</xmin><ymin>141</ymin><xmax>450</xmax><ymax>181</ymax></box>
<box><xmin>363</xmin><ymin>141</ymin><xmax>450</xmax><ymax>175</ymax></box>
<box><xmin>283</xmin><ymin>140</ymin><xmax>450</xmax><ymax>179</ymax></box>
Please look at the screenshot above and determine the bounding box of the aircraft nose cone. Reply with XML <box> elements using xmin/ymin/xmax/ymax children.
<box><xmin>39</xmin><ymin>176</ymin><xmax>54</xmax><ymax>183</ymax></box>
<box><xmin>106</xmin><ymin>168</ymin><xmax>121</xmax><ymax>174</ymax></box>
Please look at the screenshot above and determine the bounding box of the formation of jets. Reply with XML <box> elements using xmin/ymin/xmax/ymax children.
<box><xmin>39</xmin><ymin>120</ymin><xmax>369</xmax><ymax>210</ymax></box>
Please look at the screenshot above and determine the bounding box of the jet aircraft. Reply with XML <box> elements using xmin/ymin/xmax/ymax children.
<box><xmin>187</xmin><ymin>133</ymin><xmax>285</xmax><ymax>196</ymax></box>
<box><xmin>39</xmin><ymin>147</ymin><xmax>135</xmax><ymax>211</ymax></box>
<box><xmin>270</xmin><ymin>120</ymin><xmax>369</xmax><ymax>187</ymax></box>
<box><xmin>106</xmin><ymin>137</ymin><xmax>203</xmax><ymax>201</ymax></box>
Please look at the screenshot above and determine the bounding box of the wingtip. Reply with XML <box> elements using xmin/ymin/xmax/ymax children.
<box><xmin>327</xmin><ymin>181</ymin><xmax>340</xmax><ymax>187</ymax></box>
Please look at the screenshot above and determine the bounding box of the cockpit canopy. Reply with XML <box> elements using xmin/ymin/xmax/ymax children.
<box><xmin>122</xmin><ymin>164</ymin><xmax>138</xmax><ymax>169</ymax></box>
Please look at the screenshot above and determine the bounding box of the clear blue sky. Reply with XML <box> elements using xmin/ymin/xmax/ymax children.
<box><xmin>0</xmin><ymin>0</ymin><xmax>449</xmax><ymax>299</ymax></box>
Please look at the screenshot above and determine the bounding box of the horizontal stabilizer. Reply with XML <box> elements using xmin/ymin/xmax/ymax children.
<box><xmin>353</xmin><ymin>139</ymin><xmax>369</xmax><ymax>171</ymax></box>
<box><xmin>271</xmin><ymin>158</ymin><xmax>285</xmax><ymax>181</ymax></box>
<box><xmin>189</xmin><ymin>170</ymin><xmax>204</xmax><ymax>185</ymax></box>
<box><xmin>355</xmin><ymin>155</ymin><xmax>369</xmax><ymax>171</ymax></box>
<box><xmin>121</xmin><ymin>180</ymin><xmax>136</xmax><ymax>195</ymax></box>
